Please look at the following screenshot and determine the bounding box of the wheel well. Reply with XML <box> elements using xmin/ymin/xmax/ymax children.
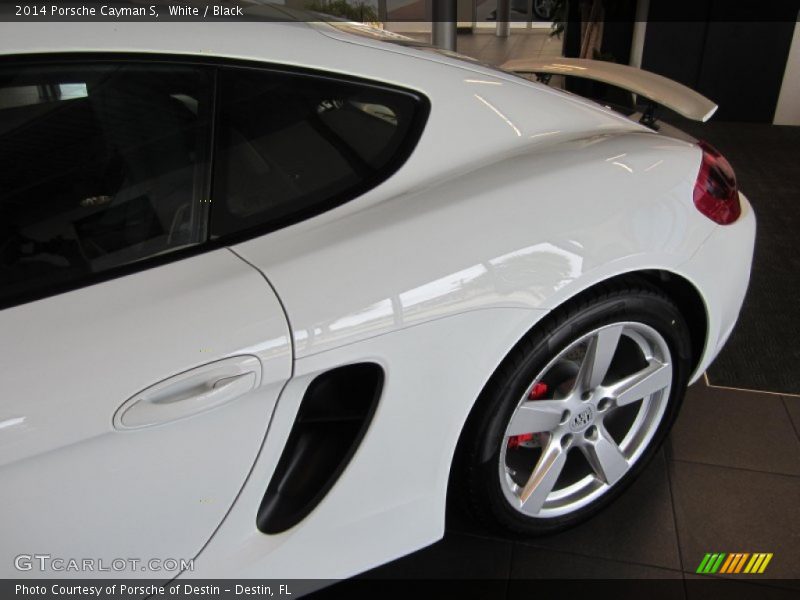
<box><xmin>541</xmin><ymin>270</ymin><xmax>708</xmax><ymax>376</ymax></box>
<box><xmin>634</xmin><ymin>270</ymin><xmax>708</xmax><ymax>375</ymax></box>
<box><xmin>447</xmin><ymin>270</ymin><xmax>708</xmax><ymax>518</ymax></box>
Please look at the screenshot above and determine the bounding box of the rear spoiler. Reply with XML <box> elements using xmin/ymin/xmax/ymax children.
<box><xmin>501</xmin><ymin>57</ymin><xmax>718</xmax><ymax>122</ymax></box>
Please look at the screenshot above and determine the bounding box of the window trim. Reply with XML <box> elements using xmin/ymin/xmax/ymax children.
<box><xmin>0</xmin><ymin>53</ymin><xmax>431</xmax><ymax>310</ymax></box>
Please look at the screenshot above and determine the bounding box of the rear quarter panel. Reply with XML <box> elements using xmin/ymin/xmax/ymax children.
<box><xmin>200</xmin><ymin>125</ymin><xmax>714</xmax><ymax>578</ymax></box>
<box><xmin>234</xmin><ymin>129</ymin><xmax>711</xmax><ymax>358</ymax></box>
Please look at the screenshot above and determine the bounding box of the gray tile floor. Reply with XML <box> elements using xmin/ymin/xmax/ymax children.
<box><xmin>364</xmin><ymin>381</ymin><xmax>800</xmax><ymax>592</ymax></box>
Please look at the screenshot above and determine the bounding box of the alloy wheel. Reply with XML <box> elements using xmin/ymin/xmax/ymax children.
<box><xmin>498</xmin><ymin>321</ymin><xmax>672</xmax><ymax>518</ymax></box>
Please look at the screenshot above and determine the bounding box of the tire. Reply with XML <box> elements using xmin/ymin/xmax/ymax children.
<box><xmin>455</xmin><ymin>278</ymin><xmax>692</xmax><ymax>535</ymax></box>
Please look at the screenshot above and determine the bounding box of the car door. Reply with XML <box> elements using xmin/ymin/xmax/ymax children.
<box><xmin>0</xmin><ymin>59</ymin><xmax>291</xmax><ymax>577</ymax></box>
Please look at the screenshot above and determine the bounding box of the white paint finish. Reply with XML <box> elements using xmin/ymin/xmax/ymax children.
<box><xmin>502</xmin><ymin>57</ymin><xmax>718</xmax><ymax>121</ymax></box>
<box><xmin>679</xmin><ymin>193</ymin><xmax>757</xmax><ymax>381</ymax></box>
<box><xmin>0</xmin><ymin>250</ymin><xmax>291</xmax><ymax>577</ymax></box>
<box><xmin>236</xmin><ymin>131</ymin><xmax>714</xmax><ymax>358</ymax></box>
<box><xmin>197</xmin><ymin>205</ymin><xmax>756</xmax><ymax>581</ymax></box>
<box><xmin>191</xmin><ymin>307</ymin><xmax>544</xmax><ymax>579</ymax></box>
<box><xmin>0</xmin><ymin>20</ymin><xmax>757</xmax><ymax>582</ymax></box>
<box><xmin>113</xmin><ymin>355</ymin><xmax>262</xmax><ymax>430</ymax></box>
<box><xmin>195</xmin><ymin>186</ymin><xmax>752</xmax><ymax>579</ymax></box>
<box><xmin>775</xmin><ymin>19</ymin><xmax>800</xmax><ymax>126</ymax></box>
<box><xmin>198</xmin><ymin>203</ymin><xmax>754</xmax><ymax>581</ymax></box>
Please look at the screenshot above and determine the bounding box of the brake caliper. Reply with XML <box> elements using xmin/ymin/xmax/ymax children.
<box><xmin>507</xmin><ymin>382</ymin><xmax>549</xmax><ymax>449</ymax></box>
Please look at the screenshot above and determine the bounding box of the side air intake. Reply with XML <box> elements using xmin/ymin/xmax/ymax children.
<box><xmin>256</xmin><ymin>363</ymin><xmax>384</xmax><ymax>534</ymax></box>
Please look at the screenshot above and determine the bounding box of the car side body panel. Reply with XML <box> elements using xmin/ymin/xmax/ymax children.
<box><xmin>0</xmin><ymin>250</ymin><xmax>292</xmax><ymax>578</ymax></box>
<box><xmin>192</xmin><ymin>307</ymin><xmax>541</xmax><ymax>580</ymax></box>
<box><xmin>0</xmin><ymin>20</ymin><xmax>755</xmax><ymax>582</ymax></box>
<box><xmin>195</xmin><ymin>199</ymin><xmax>754</xmax><ymax>582</ymax></box>
<box><xmin>203</xmin><ymin>24</ymin><xmax>749</xmax><ymax>580</ymax></box>
<box><xmin>234</xmin><ymin>130</ymin><xmax>714</xmax><ymax>359</ymax></box>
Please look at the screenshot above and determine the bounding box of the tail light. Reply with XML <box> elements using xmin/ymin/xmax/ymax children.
<box><xmin>693</xmin><ymin>141</ymin><xmax>741</xmax><ymax>225</ymax></box>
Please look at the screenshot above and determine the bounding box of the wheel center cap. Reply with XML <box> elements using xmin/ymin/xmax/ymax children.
<box><xmin>569</xmin><ymin>406</ymin><xmax>595</xmax><ymax>432</ymax></box>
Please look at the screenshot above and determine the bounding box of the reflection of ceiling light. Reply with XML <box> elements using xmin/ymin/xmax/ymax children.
<box><xmin>0</xmin><ymin>417</ymin><xmax>25</xmax><ymax>431</ymax></box>
<box><xmin>400</xmin><ymin>264</ymin><xmax>488</xmax><ymax>309</ymax></box>
<box><xmin>529</xmin><ymin>130</ymin><xmax>561</xmax><ymax>139</ymax></box>
<box><xmin>645</xmin><ymin>160</ymin><xmax>664</xmax><ymax>172</ymax></box>
<box><xmin>350</xmin><ymin>101</ymin><xmax>398</xmax><ymax>125</ymax></box>
<box><xmin>551</xmin><ymin>63</ymin><xmax>587</xmax><ymax>70</ymax></box>
<box><xmin>329</xmin><ymin>299</ymin><xmax>393</xmax><ymax>331</ymax></box>
<box><xmin>474</xmin><ymin>94</ymin><xmax>521</xmax><ymax>137</ymax></box>
<box><xmin>464</xmin><ymin>79</ymin><xmax>503</xmax><ymax>86</ymax></box>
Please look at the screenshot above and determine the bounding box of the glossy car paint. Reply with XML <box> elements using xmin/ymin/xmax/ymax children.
<box><xmin>0</xmin><ymin>20</ymin><xmax>755</xmax><ymax>581</ymax></box>
<box><xmin>0</xmin><ymin>250</ymin><xmax>292</xmax><ymax>578</ymax></box>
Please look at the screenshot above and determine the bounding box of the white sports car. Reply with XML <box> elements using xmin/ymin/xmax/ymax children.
<box><xmin>0</xmin><ymin>15</ymin><xmax>754</xmax><ymax>584</ymax></box>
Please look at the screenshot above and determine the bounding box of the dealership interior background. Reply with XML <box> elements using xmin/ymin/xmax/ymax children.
<box><xmin>294</xmin><ymin>0</ymin><xmax>800</xmax><ymax>593</ymax></box>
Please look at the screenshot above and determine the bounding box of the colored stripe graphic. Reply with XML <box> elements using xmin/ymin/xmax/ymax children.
<box><xmin>745</xmin><ymin>554</ymin><xmax>760</xmax><ymax>573</ymax></box>
<box><xmin>696</xmin><ymin>553</ymin><xmax>713</xmax><ymax>573</ymax></box>
<box><xmin>699</xmin><ymin>553</ymin><xmax>773</xmax><ymax>574</ymax></box>
<box><xmin>720</xmin><ymin>553</ymin><xmax>749</xmax><ymax>573</ymax></box>
<box><xmin>744</xmin><ymin>553</ymin><xmax>774</xmax><ymax>574</ymax></box>
<box><xmin>710</xmin><ymin>553</ymin><xmax>726</xmax><ymax>573</ymax></box>
<box><xmin>697</xmin><ymin>553</ymin><xmax>727</xmax><ymax>573</ymax></box>
<box><xmin>734</xmin><ymin>553</ymin><xmax>750</xmax><ymax>573</ymax></box>
<box><xmin>719</xmin><ymin>554</ymin><xmax>736</xmax><ymax>573</ymax></box>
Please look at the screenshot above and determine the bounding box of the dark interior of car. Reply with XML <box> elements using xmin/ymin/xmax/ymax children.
<box><xmin>0</xmin><ymin>65</ymin><xmax>208</xmax><ymax>301</ymax></box>
<box><xmin>210</xmin><ymin>68</ymin><xmax>408</xmax><ymax>238</ymax></box>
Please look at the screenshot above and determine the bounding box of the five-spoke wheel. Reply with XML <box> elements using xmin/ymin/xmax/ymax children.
<box><xmin>499</xmin><ymin>322</ymin><xmax>672</xmax><ymax>518</ymax></box>
<box><xmin>456</xmin><ymin>280</ymin><xmax>691</xmax><ymax>534</ymax></box>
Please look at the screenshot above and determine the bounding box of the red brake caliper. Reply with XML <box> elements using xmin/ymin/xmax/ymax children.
<box><xmin>507</xmin><ymin>382</ymin><xmax>549</xmax><ymax>449</ymax></box>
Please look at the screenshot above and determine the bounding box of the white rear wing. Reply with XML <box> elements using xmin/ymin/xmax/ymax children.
<box><xmin>501</xmin><ymin>57</ymin><xmax>718</xmax><ymax>122</ymax></box>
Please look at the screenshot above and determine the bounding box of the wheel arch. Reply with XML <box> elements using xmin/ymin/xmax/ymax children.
<box><xmin>447</xmin><ymin>268</ymin><xmax>708</xmax><ymax>511</ymax></box>
<box><xmin>634</xmin><ymin>269</ymin><xmax>709</xmax><ymax>377</ymax></box>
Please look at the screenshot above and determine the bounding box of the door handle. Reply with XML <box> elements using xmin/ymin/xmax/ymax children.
<box><xmin>114</xmin><ymin>355</ymin><xmax>261</xmax><ymax>430</ymax></box>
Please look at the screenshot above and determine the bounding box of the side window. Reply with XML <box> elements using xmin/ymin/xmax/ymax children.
<box><xmin>211</xmin><ymin>67</ymin><xmax>426</xmax><ymax>237</ymax></box>
<box><xmin>0</xmin><ymin>63</ymin><xmax>212</xmax><ymax>306</ymax></box>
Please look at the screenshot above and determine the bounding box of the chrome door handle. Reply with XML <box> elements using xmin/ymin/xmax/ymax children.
<box><xmin>113</xmin><ymin>355</ymin><xmax>261</xmax><ymax>430</ymax></box>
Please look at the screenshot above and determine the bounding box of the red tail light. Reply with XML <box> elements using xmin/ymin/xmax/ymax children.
<box><xmin>693</xmin><ymin>141</ymin><xmax>741</xmax><ymax>225</ymax></box>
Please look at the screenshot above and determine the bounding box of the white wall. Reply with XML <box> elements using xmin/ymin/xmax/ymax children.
<box><xmin>774</xmin><ymin>18</ymin><xmax>800</xmax><ymax>125</ymax></box>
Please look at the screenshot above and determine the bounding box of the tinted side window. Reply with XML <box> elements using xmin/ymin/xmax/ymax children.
<box><xmin>0</xmin><ymin>63</ymin><xmax>212</xmax><ymax>306</ymax></box>
<box><xmin>211</xmin><ymin>67</ymin><xmax>426</xmax><ymax>237</ymax></box>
